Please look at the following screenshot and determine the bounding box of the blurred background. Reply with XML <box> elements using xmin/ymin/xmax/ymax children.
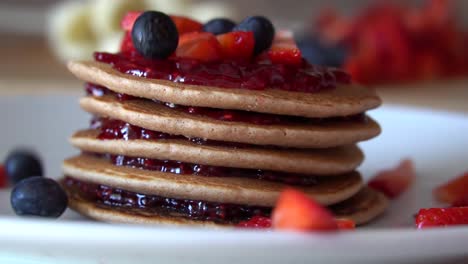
<box><xmin>0</xmin><ymin>0</ymin><xmax>467</xmax><ymax>112</ymax></box>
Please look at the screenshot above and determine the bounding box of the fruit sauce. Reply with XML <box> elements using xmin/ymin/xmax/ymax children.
<box><xmin>64</xmin><ymin>177</ymin><xmax>271</xmax><ymax>223</ymax></box>
<box><xmin>94</xmin><ymin>52</ymin><xmax>351</xmax><ymax>93</ymax></box>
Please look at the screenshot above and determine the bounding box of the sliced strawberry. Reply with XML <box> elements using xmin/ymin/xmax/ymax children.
<box><xmin>272</xmin><ymin>188</ymin><xmax>338</xmax><ymax>232</ymax></box>
<box><xmin>368</xmin><ymin>159</ymin><xmax>415</xmax><ymax>199</ymax></box>
<box><xmin>0</xmin><ymin>165</ymin><xmax>7</xmax><ymax>188</ymax></box>
<box><xmin>267</xmin><ymin>30</ymin><xmax>302</xmax><ymax>66</ymax></box>
<box><xmin>121</xmin><ymin>11</ymin><xmax>143</xmax><ymax>31</ymax></box>
<box><xmin>216</xmin><ymin>31</ymin><xmax>255</xmax><ymax>60</ymax></box>
<box><xmin>416</xmin><ymin>207</ymin><xmax>468</xmax><ymax>228</ymax></box>
<box><xmin>237</xmin><ymin>216</ymin><xmax>272</xmax><ymax>229</ymax></box>
<box><xmin>434</xmin><ymin>172</ymin><xmax>468</xmax><ymax>205</ymax></box>
<box><xmin>170</xmin><ymin>15</ymin><xmax>203</xmax><ymax>35</ymax></box>
<box><xmin>176</xmin><ymin>32</ymin><xmax>223</xmax><ymax>62</ymax></box>
<box><xmin>120</xmin><ymin>31</ymin><xmax>137</xmax><ymax>55</ymax></box>
<box><xmin>336</xmin><ymin>219</ymin><xmax>356</xmax><ymax>230</ymax></box>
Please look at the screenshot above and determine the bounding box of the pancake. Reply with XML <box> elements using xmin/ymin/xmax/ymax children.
<box><xmin>66</xmin><ymin>187</ymin><xmax>386</xmax><ymax>226</ymax></box>
<box><xmin>71</xmin><ymin>129</ymin><xmax>364</xmax><ymax>175</ymax></box>
<box><xmin>63</xmin><ymin>154</ymin><xmax>363</xmax><ymax>206</ymax></box>
<box><xmin>80</xmin><ymin>95</ymin><xmax>381</xmax><ymax>148</ymax></box>
<box><xmin>68</xmin><ymin>61</ymin><xmax>382</xmax><ymax>118</ymax></box>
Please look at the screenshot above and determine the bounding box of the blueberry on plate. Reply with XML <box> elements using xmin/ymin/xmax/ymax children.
<box><xmin>233</xmin><ymin>16</ymin><xmax>275</xmax><ymax>55</ymax></box>
<box><xmin>203</xmin><ymin>18</ymin><xmax>236</xmax><ymax>35</ymax></box>
<box><xmin>5</xmin><ymin>149</ymin><xmax>43</xmax><ymax>184</ymax></box>
<box><xmin>132</xmin><ymin>11</ymin><xmax>179</xmax><ymax>59</ymax></box>
<box><xmin>296</xmin><ymin>35</ymin><xmax>348</xmax><ymax>68</ymax></box>
<box><xmin>11</xmin><ymin>177</ymin><xmax>68</xmax><ymax>218</ymax></box>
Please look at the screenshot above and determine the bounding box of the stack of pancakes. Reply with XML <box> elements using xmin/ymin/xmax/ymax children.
<box><xmin>63</xmin><ymin>60</ymin><xmax>388</xmax><ymax>227</ymax></box>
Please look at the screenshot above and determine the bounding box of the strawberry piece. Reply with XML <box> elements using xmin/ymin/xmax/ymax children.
<box><xmin>120</xmin><ymin>31</ymin><xmax>137</xmax><ymax>55</ymax></box>
<box><xmin>416</xmin><ymin>207</ymin><xmax>468</xmax><ymax>228</ymax></box>
<box><xmin>170</xmin><ymin>15</ymin><xmax>203</xmax><ymax>35</ymax></box>
<box><xmin>0</xmin><ymin>165</ymin><xmax>7</xmax><ymax>188</ymax></box>
<box><xmin>368</xmin><ymin>159</ymin><xmax>415</xmax><ymax>199</ymax></box>
<box><xmin>272</xmin><ymin>188</ymin><xmax>338</xmax><ymax>232</ymax></box>
<box><xmin>121</xmin><ymin>11</ymin><xmax>143</xmax><ymax>31</ymax></box>
<box><xmin>336</xmin><ymin>219</ymin><xmax>356</xmax><ymax>230</ymax></box>
<box><xmin>237</xmin><ymin>216</ymin><xmax>272</xmax><ymax>229</ymax></box>
<box><xmin>434</xmin><ymin>172</ymin><xmax>468</xmax><ymax>205</ymax></box>
<box><xmin>267</xmin><ymin>30</ymin><xmax>302</xmax><ymax>66</ymax></box>
<box><xmin>176</xmin><ymin>32</ymin><xmax>223</xmax><ymax>62</ymax></box>
<box><xmin>217</xmin><ymin>31</ymin><xmax>255</xmax><ymax>61</ymax></box>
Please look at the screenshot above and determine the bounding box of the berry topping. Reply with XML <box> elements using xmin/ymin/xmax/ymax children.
<box><xmin>233</xmin><ymin>16</ymin><xmax>275</xmax><ymax>55</ymax></box>
<box><xmin>203</xmin><ymin>18</ymin><xmax>236</xmax><ymax>35</ymax></box>
<box><xmin>217</xmin><ymin>31</ymin><xmax>255</xmax><ymax>60</ymax></box>
<box><xmin>131</xmin><ymin>11</ymin><xmax>179</xmax><ymax>59</ymax></box>
<box><xmin>237</xmin><ymin>216</ymin><xmax>272</xmax><ymax>229</ymax></box>
<box><xmin>176</xmin><ymin>32</ymin><xmax>223</xmax><ymax>62</ymax></box>
<box><xmin>368</xmin><ymin>159</ymin><xmax>415</xmax><ymax>199</ymax></box>
<box><xmin>267</xmin><ymin>30</ymin><xmax>302</xmax><ymax>65</ymax></box>
<box><xmin>120</xmin><ymin>31</ymin><xmax>137</xmax><ymax>55</ymax></box>
<box><xmin>5</xmin><ymin>149</ymin><xmax>43</xmax><ymax>184</ymax></box>
<box><xmin>416</xmin><ymin>207</ymin><xmax>468</xmax><ymax>229</ymax></box>
<box><xmin>336</xmin><ymin>219</ymin><xmax>356</xmax><ymax>230</ymax></box>
<box><xmin>434</xmin><ymin>172</ymin><xmax>468</xmax><ymax>206</ymax></box>
<box><xmin>10</xmin><ymin>177</ymin><xmax>68</xmax><ymax>218</ymax></box>
<box><xmin>272</xmin><ymin>188</ymin><xmax>338</xmax><ymax>232</ymax></box>
<box><xmin>121</xmin><ymin>11</ymin><xmax>142</xmax><ymax>31</ymax></box>
<box><xmin>170</xmin><ymin>15</ymin><xmax>203</xmax><ymax>35</ymax></box>
<box><xmin>0</xmin><ymin>165</ymin><xmax>7</xmax><ymax>188</ymax></box>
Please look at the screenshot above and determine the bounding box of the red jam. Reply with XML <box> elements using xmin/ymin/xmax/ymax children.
<box><xmin>94</xmin><ymin>52</ymin><xmax>351</xmax><ymax>93</ymax></box>
<box><xmin>64</xmin><ymin>177</ymin><xmax>271</xmax><ymax>223</ymax></box>
<box><xmin>86</xmin><ymin>83</ymin><xmax>367</xmax><ymax>126</ymax></box>
<box><xmin>95</xmin><ymin>153</ymin><xmax>319</xmax><ymax>186</ymax></box>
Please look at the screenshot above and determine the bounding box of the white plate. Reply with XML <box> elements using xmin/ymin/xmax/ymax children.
<box><xmin>0</xmin><ymin>95</ymin><xmax>467</xmax><ymax>264</ymax></box>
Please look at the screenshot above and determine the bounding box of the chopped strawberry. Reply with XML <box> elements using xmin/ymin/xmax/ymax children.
<box><xmin>120</xmin><ymin>31</ymin><xmax>137</xmax><ymax>55</ymax></box>
<box><xmin>272</xmin><ymin>188</ymin><xmax>338</xmax><ymax>232</ymax></box>
<box><xmin>0</xmin><ymin>165</ymin><xmax>7</xmax><ymax>188</ymax></box>
<box><xmin>121</xmin><ymin>11</ymin><xmax>143</xmax><ymax>31</ymax></box>
<box><xmin>267</xmin><ymin>30</ymin><xmax>302</xmax><ymax>66</ymax></box>
<box><xmin>237</xmin><ymin>216</ymin><xmax>272</xmax><ymax>229</ymax></box>
<box><xmin>170</xmin><ymin>15</ymin><xmax>203</xmax><ymax>35</ymax></box>
<box><xmin>416</xmin><ymin>207</ymin><xmax>468</xmax><ymax>228</ymax></box>
<box><xmin>434</xmin><ymin>172</ymin><xmax>468</xmax><ymax>205</ymax></box>
<box><xmin>216</xmin><ymin>31</ymin><xmax>255</xmax><ymax>61</ymax></box>
<box><xmin>336</xmin><ymin>219</ymin><xmax>356</xmax><ymax>230</ymax></box>
<box><xmin>176</xmin><ymin>32</ymin><xmax>223</xmax><ymax>62</ymax></box>
<box><xmin>368</xmin><ymin>159</ymin><xmax>415</xmax><ymax>199</ymax></box>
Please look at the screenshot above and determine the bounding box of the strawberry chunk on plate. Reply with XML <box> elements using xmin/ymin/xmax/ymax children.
<box><xmin>217</xmin><ymin>31</ymin><xmax>255</xmax><ymax>60</ymax></box>
<box><xmin>272</xmin><ymin>188</ymin><xmax>338</xmax><ymax>232</ymax></box>
<box><xmin>0</xmin><ymin>165</ymin><xmax>7</xmax><ymax>188</ymax></box>
<box><xmin>416</xmin><ymin>207</ymin><xmax>468</xmax><ymax>229</ymax></box>
<box><xmin>176</xmin><ymin>32</ymin><xmax>223</xmax><ymax>62</ymax></box>
<box><xmin>368</xmin><ymin>159</ymin><xmax>415</xmax><ymax>199</ymax></box>
<box><xmin>434</xmin><ymin>171</ymin><xmax>468</xmax><ymax>206</ymax></box>
<box><xmin>267</xmin><ymin>30</ymin><xmax>302</xmax><ymax>66</ymax></box>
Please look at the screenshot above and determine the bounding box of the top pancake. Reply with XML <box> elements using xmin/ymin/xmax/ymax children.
<box><xmin>68</xmin><ymin>61</ymin><xmax>382</xmax><ymax>118</ymax></box>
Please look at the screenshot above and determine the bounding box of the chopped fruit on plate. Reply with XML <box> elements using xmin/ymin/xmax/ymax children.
<box><xmin>416</xmin><ymin>207</ymin><xmax>468</xmax><ymax>228</ymax></box>
<box><xmin>336</xmin><ymin>219</ymin><xmax>356</xmax><ymax>230</ymax></box>
<box><xmin>272</xmin><ymin>188</ymin><xmax>338</xmax><ymax>232</ymax></box>
<box><xmin>233</xmin><ymin>16</ymin><xmax>275</xmax><ymax>55</ymax></box>
<box><xmin>177</xmin><ymin>32</ymin><xmax>223</xmax><ymax>62</ymax></box>
<box><xmin>433</xmin><ymin>171</ymin><xmax>468</xmax><ymax>205</ymax></box>
<box><xmin>267</xmin><ymin>30</ymin><xmax>302</xmax><ymax>66</ymax></box>
<box><xmin>171</xmin><ymin>15</ymin><xmax>203</xmax><ymax>35</ymax></box>
<box><xmin>0</xmin><ymin>165</ymin><xmax>7</xmax><ymax>188</ymax></box>
<box><xmin>121</xmin><ymin>11</ymin><xmax>142</xmax><ymax>31</ymax></box>
<box><xmin>368</xmin><ymin>159</ymin><xmax>415</xmax><ymax>199</ymax></box>
<box><xmin>217</xmin><ymin>31</ymin><xmax>255</xmax><ymax>60</ymax></box>
<box><xmin>237</xmin><ymin>216</ymin><xmax>272</xmax><ymax>229</ymax></box>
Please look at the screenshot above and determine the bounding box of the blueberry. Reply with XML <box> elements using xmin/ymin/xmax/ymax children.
<box><xmin>5</xmin><ymin>149</ymin><xmax>43</xmax><ymax>184</ymax></box>
<box><xmin>11</xmin><ymin>177</ymin><xmax>68</xmax><ymax>218</ymax></box>
<box><xmin>296</xmin><ymin>35</ymin><xmax>348</xmax><ymax>68</ymax></box>
<box><xmin>233</xmin><ymin>16</ymin><xmax>275</xmax><ymax>55</ymax></box>
<box><xmin>131</xmin><ymin>11</ymin><xmax>179</xmax><ymax>59</ymax></box>
<box><xmin>203</xmin><ymin>18</ymin><xmax>236</xmax><ymax>35</ymax></box>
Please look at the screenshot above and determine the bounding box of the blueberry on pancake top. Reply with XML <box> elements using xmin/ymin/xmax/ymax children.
<box><xmin>203</xmin><ymin>18</ymin><xmax>236</xmax><ymax>35</ymax></box>
<box><xmin>233</xmin><ymin>16</ymin><xmax>275</xmax><ymax>55</ymax></box>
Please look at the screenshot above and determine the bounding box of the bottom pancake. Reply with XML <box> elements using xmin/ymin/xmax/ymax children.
<box><xmin>66</xmin><ymin>183</ymin><xmax>387</xmax><ymax>227</ymax></box>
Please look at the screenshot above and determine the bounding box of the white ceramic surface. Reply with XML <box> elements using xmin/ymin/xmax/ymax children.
<box><xmin>0</xmin><ymin>95</ymin><xmax>467</xmax><ymax>264</ymax></box>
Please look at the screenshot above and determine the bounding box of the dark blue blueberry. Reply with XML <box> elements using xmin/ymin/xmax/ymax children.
<box><xmin>296</xmin><ymin>35</ymin><xmax>348</xmax><ymax>68</ymax></box>
<box><xmin>202</xmin><ymin>18</ymin><xmax>236</xmax><ymax>35</ymax></box>
<box><xmin>5</xmin><ymin>149</ymin><xmax>43</xmax><ymax>184</ymax></box>
<box><xmin>11</xmin><ymin>177</ymin><xmax>68</xmax><ymax>218</ymax></box>
<box><xmin>132</xmin><ymin>11</ymin><xmax>179</xmax><ymax>59</ymax></box>
<box><xmin>233</xmin><ymin>16</ymin><xmax>275</xmax><ymax>55</ymax></box>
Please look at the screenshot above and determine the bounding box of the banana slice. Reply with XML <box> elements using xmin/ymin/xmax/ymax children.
<box><xmin>47</xmin><ymin>1</ymin><xmax>97</xmax><ymax>61</ymax></box>
<box><xmin>97</xmin><ymin>32</ymin><xmax>125</xmax><ymax>54</ymax></box>
<box><xmin>145</xmin><ymin>0</ymin><xmax>193</xmax><ymax>16</ymax></box>
<box><xmin>90</xmin><ymin>0</ymin><xmax>146</xmax><ymax>37</ymax></box>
